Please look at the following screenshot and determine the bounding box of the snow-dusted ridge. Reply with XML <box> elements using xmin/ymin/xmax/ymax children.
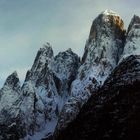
<box><xmin>0</xmin><ymin>41</ymin><xmax>80</xmax><ymax>139</ymax></box>
<box><xmin>120</xmin><ymin>14</ymin><xmax>140</xmax><ymax>62</ymax></box>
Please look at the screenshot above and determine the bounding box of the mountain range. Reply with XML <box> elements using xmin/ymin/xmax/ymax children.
<box><xmin>0</xmin><ymin>10</ymin><xmax>140</xmax><ymax>140</ymax></box>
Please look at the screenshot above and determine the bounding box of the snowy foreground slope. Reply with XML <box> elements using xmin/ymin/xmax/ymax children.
<box><xmin>0</xmin><ymin>10</ymin><xmax>140</xmax><ymax>140</ymax></box>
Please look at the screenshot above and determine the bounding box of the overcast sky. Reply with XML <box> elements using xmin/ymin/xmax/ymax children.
<box><xmin>0</xmin><ymin>0</ymin><xmax>140</xmax><ymax>87</ymax></box>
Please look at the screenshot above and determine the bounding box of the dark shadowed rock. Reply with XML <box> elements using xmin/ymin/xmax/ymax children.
<box><xmin>55</xmin><ymin>55</ymin><xmax>140</xmax><ymax>140</ymax></box>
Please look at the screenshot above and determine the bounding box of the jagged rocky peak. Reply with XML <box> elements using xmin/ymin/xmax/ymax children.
<box><xmin>121</xmin><ymin>15</ymin><xmax>140</xmax><ymax>60</ymax></box>
<box><xmin>25</xmin><ymin>42</ymin><xmax>54</xmax><ymax>82</ymax></box>
<box><xmin>51</xmin><ymin>48</ymin><xmax>80</xmax><ymax>96</ymax></box>
<box><xmin>54</xmin><ymin>48</ymin><xmax>78</xmax><ymax>61</ymax></box>
<box><xmin>82</xmin><ymin>9</ymin><xmax>125</xmax><ymax>67</ymax></box>
<box><xmin>52</xmin><ymin>48</ymin><xmax>80</xmax><ymax>80</ymax></box>
<box><xmin>0</xmin><ymin>71</ymin><xmax>22</xmax><ymax>140</ymax></box>
<box><xmin>88</xmin><ymin>9</ymin><xmax>124</xmax><ymax>42</ymax></box>
<box><xmin>3</xmin><ymin>71</ymin><xmax>21</xmax><ymax>91</ymax></box>
<box><xmin>81</xmin><ymin>9</ymin><xmax>125</xmax><ymax>85</ymax></box>
<box><xmin>0</xmin><ymin>70</ymin><xmax>21</xmax><ymax>110</ymax></box>
<box><xmin>31</xmin><ymin>42</ymin><xmax>53</xmax><ymax>72</ymax></box>
<box><xmin>127</xmin><ymin>15</ymin><xmax>140</xmax><ymax>33</ymax></box>
<box><xmin>20</xmin><ymin>45</ymin><xmax>80</xmax><ymax>139</ymax></box>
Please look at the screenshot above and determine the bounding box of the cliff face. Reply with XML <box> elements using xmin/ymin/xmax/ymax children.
<box><xmin>0</xmin><ymin>43</ymin><xmax>80</xmax><ymax>140</ymax></box>
<box><xmin>54</xmin><ymin>9</ymin><xmax>125</xmax><ymax>136</ymax></box>
<box><xmin>0</xmin><ymin>72</ymin><xmax>23</xmax><ymax>139</ymax></box>
<box><xmin>23</xmin><ymin>43</ymin><xmax>80</xmax><ymax>140</ymax></box>
<box><xmin>0</xmin><ymin>10</ymin><xmax>140</xmax><ymax>140</ymax></box>
<box><xmin>55</xmin><ymin>55</ymin><xmax>140</xmax><ymax>140</ymax></box>
<box><xmin>121</xmin><ymin>15</ymin><xmax>140</xmax><ymax>60</ymax></box>
<box><xmin>54</xmin><ymin>13</ymin><xmax>140</xmax><ymax>140</ymax></box>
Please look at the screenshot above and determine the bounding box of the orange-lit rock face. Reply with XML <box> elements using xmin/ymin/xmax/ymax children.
<box><xmin>82</xmin><ymin>11</ymin><xmax>126</xmax><ymax>68</ymax></box>
<box><xmin>89</xmin><ymin>13</ymin><xmax>125</xmax><ymax>41</ymax></box>
<box><xmin>114</xmin><ymin>16</ymin><xmax>124</xmax><ymax>31</ymax></box>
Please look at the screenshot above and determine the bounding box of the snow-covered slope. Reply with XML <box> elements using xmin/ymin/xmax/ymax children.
<box><xmin>0</xmin><ymin>72</ymin><xmax>23</xmax><ymax>139</ymax></box>
<box><xmin>20</xmin><ymin>81</ymin><xmax>46</xmax><ymax>137</ymax></box>
<box><xmin>22</xmin><ymin>43</ymin><xmax>79</xmax><ymax>139</ymax></box>
<box><xmin>54</xmin><ymin>10</ymin><xmax>125</xmax><ymax>135</ymax></box>
<box><xmin>0</xmin><ymin>42</ymin><xmax>79</xmax><ymax>140</ymax></box>
<box><xmin>51</xmin><ymin>48</ymin><xmax>80</xmax><ymax>97</ymax></box>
